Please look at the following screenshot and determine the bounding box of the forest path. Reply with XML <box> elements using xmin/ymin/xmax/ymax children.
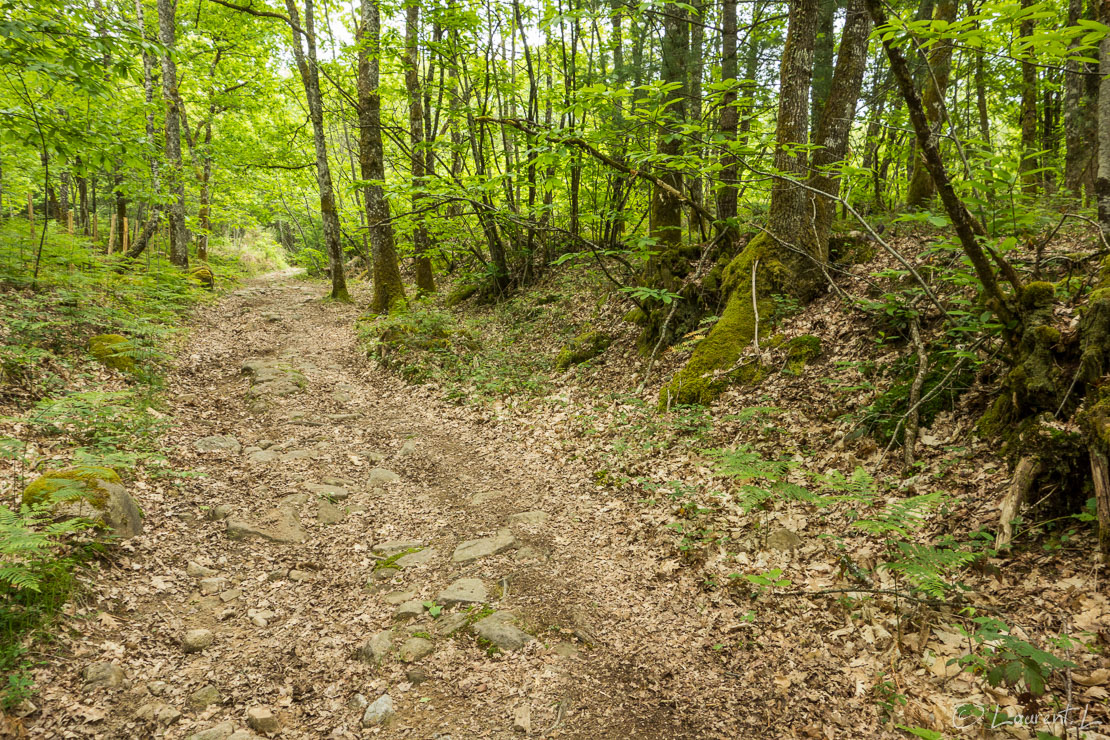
<box><xmin>33</xmin><ymin>270</ymin><xmax>749</xmax><ymax>739</ymax></box>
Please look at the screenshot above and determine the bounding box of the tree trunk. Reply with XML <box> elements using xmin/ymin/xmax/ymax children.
<box><xmin>905</xmin><ymin>0</ymin><xmax>957</xmax><ymax>208</ymax></box>
<box><xmin>1019</xmin><ymin>0</ymin><xmax>1039</xmax><ymax>194</ymax></box>
<box><xmin>688</xmin><ymin>0</ymin><xmax>705</xmax><ymax>233</ymax></box>
<box><xmin>811</xmin><ymin>0</ymin><xmax>839</xmax><ymax>137</ymax></box>
<box><xmin>717</xmin><ymin>0</ymin><xmax>739</xmax><ymax>240</ymax></box>
<box><xmin>1099</xmin><ymin>0</ymin><xmax>1110</xmax><ymax>242</ymax></box>
<box><xmin>157</xmin><ymin>0</ymin><xmax>187</xmax><ymax>267</ymax></box>
<box><xmin>660</xmin><ymin>0</ymin><xmax>820</xmax><ymax>406</ymax></box>
<box><xmin>769</xmin><ymin>0</ymin><xmax>820</xmax><ymax>285</ymax></box>
<box><xmin>1064</xmin><ymin>0</ymin><xmax>1099</xmax><ymax>198</ymax></box>
<box><xmin>284</xmin><ymin>0</ymin><xmax>349</xmax><ymax>301</ymax></box>
<box><xmin>198</xmin><ymin>123</ymin><xmax>212</xmax><ymax>262</ymax></box>
<box><xmin>807</xmin><ymin>0</ymin><xmax>872</xmax><ymax>252</ymax></box>
<box><xmin>359</xmin><ymin>0</ymin><xmax>406</xmax><ymax>313</ymax></box>
<box><xmin>404</xmin><ymin>0</ymin><xmax>436</xmax><ymax>294</ymax></box>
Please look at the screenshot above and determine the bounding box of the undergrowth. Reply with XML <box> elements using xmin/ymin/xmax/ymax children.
<box><xmin>0</xmin><ymin>217</ymin><xmax>279</xmax><ymax>708</ymax></box>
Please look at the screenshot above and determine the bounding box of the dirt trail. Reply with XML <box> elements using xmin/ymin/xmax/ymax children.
<box><xmin>31</xmin><ymin>271</ymin><xmax>768</xmax><ymax>739</ymax></box>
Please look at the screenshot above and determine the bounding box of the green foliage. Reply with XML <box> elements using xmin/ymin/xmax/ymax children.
<box><xmin>953</xmin><ymin>617</ymin><xmax>1077</xmax><ymax>697</ymax></box>
<box><xmin>25</xmin><ymin>390</ymin><xmax>167</xmax><ymax>470</ymax></box>
<box><xmin>708</xmin><ymin>445</ymin><xmax>818</xmax><ymax>511</ymax></box>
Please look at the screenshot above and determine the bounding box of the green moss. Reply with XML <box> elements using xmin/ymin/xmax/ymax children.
<box><xmin>445</xmin><ymin>283</ymin><xmax>480</xmax><ymax>307</ymax></box>
<box><xmin>23</xmin><ymin>466</ymin><xmax>121</xmax><ymax>508</ymax></box>
<box><xmin>373</xmin><ymin>547</ymin><xmax>423</xmax><ymax>572</ymax></box>
<box><xmin>658</xmin><ymin>233</ymin><xmax>783</xmax><ymax>408</ymax></box>
<box><xmin>866</xmin><ymin>358</ymin><xmax>975</xmax><ymax>443</ymax></box>
<box><xmin>623</xmin><ymin>308</ymin><xmax>645</xmax><ymax>324</ymax></box>
<box><xmin>555</xmin><ymin>330</ymin><xmax>611</xmax><ymax>370</ymax></box>
<box><xmin>88</xmin><ymin>334</ymin><xmax>136</xmax><ymax>373</ymax></box>
<box><xmin>782</xmin><ymin>335</ymin><xmax>822</xmax><ymax>375</ymax></box>
<box><xmin>188</xmin><ymin>265</ymin><xmax>214</xmax><ymax>290</ymax></box>
<box><xmin>1021</xmin><ymin>281</ymin><xmax>1056</xmax><ymax>310</ymax></box>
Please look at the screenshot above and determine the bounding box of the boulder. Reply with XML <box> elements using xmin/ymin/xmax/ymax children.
<box><xmin>23</xmin><ymin>466</ymin><xmax>142</xmax><ymax>539</ymax></box>
<box><xmin>88</xmin><ymin>334</ymin><xmax>136</xmax><ymax>373</ymax></box>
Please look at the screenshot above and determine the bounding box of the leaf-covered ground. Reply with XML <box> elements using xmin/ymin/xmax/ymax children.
<box><xmin>3</xmin><ymin>259</ymin><xmax>1108</xmax><ymax>739</ymax></box>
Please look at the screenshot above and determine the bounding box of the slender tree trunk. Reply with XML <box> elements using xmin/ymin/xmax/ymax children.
<box><xmin>649</xmin><ymin>4</ymin><xmax>688</xmax><ymax>251</ymax></box>
<box><xmin>1019</xmin><ymin>0</ymin><xmax>1039</xmax><ymax>193</ymax></box>
<box><xmin>905</xmin><ymin>0</ymin><xmax>957</xmax><ymax>207</ymax></box>
<box><xmin>770</xmin><ymin>0</ymin><xmax>821</xmax><ymax>288</ymax></box>
<box><xmin>808</xmin><ymin>0</ymin><xmax>872</xmax><ymax>253</ymax></box>
<box><xmin>284</xmin><ymin>0</ymin><xmax>349</xmax><ymax>300</ymax></box>
<box><xmin>811</xmin><ymin>0</ymin><xmax>839</xmax><ymax>136</ymax></box>
<box><xmin>198</xmin><ymin>123</ymin><xmax>212</xmax><ymax>261</ymax></box>
<box><xmin>404</xmin><ymin>0</ymin><xmax>436</xmax><ymax>293</ymax></box>
<box><xmin>971</xmin><ymin>0</ymin><xmax>991</xmax><ymax>148</ymax></box>
<box><xmin>359</xmin><ymin>0</ymin><xmax>406</xmax><ymax>312</ymax></box>
<box><xmin>76</xmin><ymin>157</ymin><xmax>89</xmax><ymax>235</ymax></box>
<box><xmin>688</xmin><ymin>0</ymin><xmax>705</xmax><ymax>232</ymax></box>
<box><xmin>717</xmin><ymin>0</ymin><xmax>739</xmax><ymax>240</ymax></box>
<box><xmin>1098</xmin><ymin>0</ymin><xmax>1110</xmax><ymax>242</ymax></box>
<box><xmin>157</xmin><ymin>0</ymin><xmax>187</xmax><ymax>267</ymax></box>
<box><xmin>1065</xmin><ymin>0</ymin><xmax>1099</xmax><ymax>198</ymax></box>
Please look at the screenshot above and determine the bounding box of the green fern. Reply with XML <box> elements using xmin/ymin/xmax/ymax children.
<box><xmin>881</xmin><ymin>542</ymin><xmax>979</xmax><ymax>598</ymax></box>
<box><xmin>0</xmin><ymin>493</ymin><xmax>93</xmax><ymax>593</ymax></box>
<box><xmin>708</xmin><ymin>445</ymin><xmax>821</xmax><ymax>511</ymax></box>
<box><xmin>853</xmin><ymin>492</ymin><xmax>945</xmax><ymax>537</ymax></box>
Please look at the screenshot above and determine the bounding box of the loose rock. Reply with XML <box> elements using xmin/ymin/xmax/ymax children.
<box><xmin>473</xmin><ymin>613</ymin><xmax>533</xmax><ymax>652</ymax></box>
<box><xmin>194</xmin><ymin>435</ymin><xmax>241</xmax><ymax>454</ymax></box>
<box><xmin>185</xmin><ymin>721</ymin><xmax>236</xmax><ymax>740</ymax></box>
<box><xmin>367</xmin><ymin>468</ymin><xmax>400</xmax><ymax>485</ymax></box>
<box><xmin>82</xmin><ymin>662</ymin><xmax>124</xmax><ymax>690</ymax></box>
<box><xmin>188</xmin><ymin>684</ymin><xmax>223</xmax><ymax>709</ymax></box>
<box><xmin>437</xmin><ymin>578</ymin><xmax>487</xmax><ymax>606</ymax></box>
<box><xmin>452</xmin><ymin>529</ymin><xmax>519</xmax><ymax>563</ymax></box>
<box><xmin>246</xmin><ymin>706</ymin><xmax>281</xmax><ymax>734</ymax></box>
<box><xmin>361</xmin><ymin>694</ymin><xmax>395</xmax><ymax>727</ymax></box>
<box><xmin>182</xmin><ymin>628</ymin><xmax>214</xmax><ymax>653</ymax></box>
<box><xmin>393</xmin><ymin>600</ymin><xmax>425</xmax><ymax>622</ymax></box>
<box><xmin>358</xmin><ymin>630</ymin><xmax>393</xmax><ymax>665</ymax></box>
<box><xmin>399</xmin><ymin>637</ymin><xmax>434</xmax><ymax>663</ymax></box>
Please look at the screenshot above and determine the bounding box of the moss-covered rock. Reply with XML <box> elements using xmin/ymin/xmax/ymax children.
<box><xmin>555</xmin><ymin>331</ymin><xmax>611</xmax><ymax>370</ymax></box>
<box><xmin>189</xmin><ymin>264</ymin><xmax>215</xmax><ymax>290</ymax></box>
<box><xmin>659</xmin><ymin>233</ymin><xmax>785</xmax><ymax>408</ymax></box>
<box><xmin>23</xmin><ymin>466</ymin><xmax>142</xmax><ymax>539</ymax></box>
<box><xmin>88</xmin><ymin>334</ymin><xmax>136</xmax><ymax>373</ymax></box>
<box><xmin>782</xmin><ymin>335</ymin><xmax>822</xmax><ymax>375</ymax></box>
<box><xmin>828</xmin><ymin>232</ymin><xmax>877</xmax><ymax>266</ymax></box>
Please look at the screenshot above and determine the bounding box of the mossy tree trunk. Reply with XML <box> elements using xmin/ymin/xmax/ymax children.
<box><xmin>660</xmin><ymin>0</ymin><xmax>819</xmax><ymax>407</ymax></box>
<box><xmin>637</xmin><ymin>3</ymin><xmax>694</xmax><ymax>352</ymax></box>
<box><xmin>808</xmin><ymin>0</ymin><xmax>871</xmax><ymax>248</ymax></box>
<box><xmin>359</xmin><ymin>0</ymin><xmax>406</xmax><ymax>313</ymax></box>
<box><xmin>404</xmin><ymin>0</ymin><xmax>436</xmax><ymax>295</ymax></box>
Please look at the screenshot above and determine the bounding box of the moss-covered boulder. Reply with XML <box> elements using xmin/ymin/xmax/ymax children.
<box><xmin>189</xmin><ymin>264</ymin><xmax>215</xmax><ymax>290</ymax></box>
<box><xmin>555</xmin><ymin>331</ymin><xmax>611</xmax><ymax>370</ymax></box>
<box><xmin>23</xmin><ymin>466</ymin><xmax>143</xmax><ymax>539</ymax></box>
<box><xmin>88</xmin><ymin>334</ymin><xmax>136</xmax><ymax>373</ymax></box>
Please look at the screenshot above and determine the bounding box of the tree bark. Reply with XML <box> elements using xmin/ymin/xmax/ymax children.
<box><xmin>905</xmin><ymin>0</ymin><xmax>957</xmax><ymax>208</ymax></box>
<box><xmin>359</xmin><ymin>0</ymin><xmax>406</xmax><ymax>313</ymax></box>
<box><xmin>1064</xmin><ymin>0</ymin><xmax>1099</xmax><ymax>198</ymax></box>
<box><xmin>717</xmin><ymin>0</ymin><xmax>739</xmax><ymax>240</ymax></box>
<box><xmin>811</xmin><ymin>0</ymin><xmax>839</xmax><ymax>137</ymax></box>
<box><xmin>1019</xmin><ymin>0</ymin><xmax>1039</xmax><ymax>193</ymax></box>
<box><xmin>284</xmin><ymin>0</ymin><xmax>349</xmax><ymax>300</ymax></box>
<box><xmin>1099</xmin><ymin>0</ymin><xmax>1110</xmax><ymax>242</ymax></box>
<box><xmin>404</xmin><ymin>0</ymin><xmax>436</xmax><ymax>294</ymax></box>
<box><xmin>157</xmin><ymin>0</ymin><xmax>188</xmax><ymax>267</ymax></box>
<box><xmin>807</xmin><ymin>0</ymin><xmax>872</xmax><ymax>253</ymax></box>
<box><xmin>770</xmin><ymin>0</ymin><xmax>821</xmax><ymax>289</ymax></box>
